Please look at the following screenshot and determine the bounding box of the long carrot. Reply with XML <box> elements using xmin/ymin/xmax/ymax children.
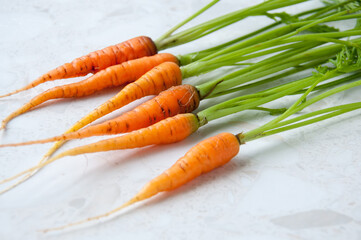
<box><xmin>0</xmin><ymin>55</ymin><xmax>179</xmax><ymax>129</ymax></box>
<box><xmin>0</xmin><ymin>113</ymin><xmax>200</xmax><ymax>185</ymax></box>
<box><xmin>0</xmin><ymin>84</ymin><xmax>200</xmax><ymax>147</ymax></box>
<box><xmin>0</xmin><ymin>36</ymin><xmax>157</xmax><ymax>98</ymax></box>
<box><xmin>42</xmin><ymin>132</ymin><xmax>240</xmax><ymax>232</ymax></box>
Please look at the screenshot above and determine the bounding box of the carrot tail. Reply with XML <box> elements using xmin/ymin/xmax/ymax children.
<box><xmin>1</xmin><ymin>82</ymin><xmax>91</xmax><ymax>129</ymax></box>
<box><xmin>0</xmin><ymin>113</ymin><xmax>199</xmax><ymax>192</ymax></box>
<box><xmin>0</xmin><ymin>170</ymin><xmax>39</xmax><ymax>195</ymax></box>
<box><xmin>0</xmin><ymin>84</ymin><xmax>200</xmax><ymax>147</ymax></box>
<box><xmin>1</xmin><ymin>88</ymin><xmax>65</xmax><ymax>129</ymax></box>
<box><xmin>42</xmin><ymin>197</ymin><xmax>139</xmax><ymax>233</ymax></box>
<box><xmin>42</xmin><ymin>132</ymin><xmax>240</xmax><ymax>232</ymax></box>
<box><xmin>0</xmin><ymin>36</ymin><xmax>157</xmax><ymax>98</ymax></box>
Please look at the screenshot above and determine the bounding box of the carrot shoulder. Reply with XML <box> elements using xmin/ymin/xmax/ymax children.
<box><xmin>0</xmin><ymin>54</ymin><xmax>178</xmax><ymax>129</ymax></box>
<box><xmin>0</xmin><ymin>84</ymin><xmax>200</xmax><ymax>147</ymax></box>
<box><xmin>0</xmin><ymin>36</ymin><xmax>157</xmax><ymax>98</ymax></box>
<box><xmin>43</xmin><ymin>132</ymin><xmax>240</xmax><ymax>232</ymax></box>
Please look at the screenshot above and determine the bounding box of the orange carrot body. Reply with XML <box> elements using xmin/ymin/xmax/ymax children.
<box><xmin>0</xmin><ymin>113</ymin><xmax>200</xmax><ymax>189</ymax></box>
<box><xmin>0</xmin><ymin>36</ymin><xmax>157</xmax><ymax>98</ymax></box>
<box><xmin>54</xmin><ymin>61</ymin><xmax>183</xmax><ymax>135</ymax></box>
<box><xmin>51</xmin><ymin>113</ymin><xmax>200</xmax><ymax>160</ymax></box>
<box><xmin>79</xmin><ymin>84</ymin><xmax>199</xmax><ymax>137</ymax></box>
<box><xmin>1</xmin><ymin>54</ymin><xmax>178</xmax><ymax>128</ymax></box>
<box><xmin>41</xmin><ymin>133</ymin><xmax>240</xmax><ymax>232</ymax></box>
<box><xmin>18</xmin><ymin>61</ymin><xmax>184</xmax><ymax>162</ymax></box>
<box><xmin>0</xmin><ymin>85</ymin><xmax>200</xmax><ymax>147</ymax></box>
<box><xmin>131</xmin><ymin>132</ymin><xmax>240</xmax><ymax>200</ymax></box>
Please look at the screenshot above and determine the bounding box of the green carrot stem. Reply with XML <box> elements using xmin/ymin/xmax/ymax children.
<box><xmin>156</xmin><ymin>0</ymin><xmax>220</xmax><ymax>43</ymax></box>
<box><xmin>250</xmin><ymin>69</ymin><xmax>331</xmax><ymax>132</ymax></box>
<box><xmin>188</xmin><ymin>8</ymin><xmax>361</xmax><ymax>76</ymax></box>
<box><xmin>251</xmin><ymin>107</ymin><xmax>288</xmax><ymax>115</ymax></box>
<box><xmin>177</xmin><ymin>21</ymin><xmax>280</xmax><ymax>65</ymax></box>
<box><xmin>199</xmin><ymin>42</ymin><xmax>343</xmax><ymax>96</ymax></box>
<box><xmin>246</xmin><ymin>103</ymin><xmax>361</xmax><ymax>141</ymax></box>
<box><xmin>179</xmin><ymin>4</ymin><xmax>332</xmax><ymax>65</ymax></box>
<box><xmin>155</xmin><ymin>0</ymin><xmax>308</xmax><ymax>50</ymax></box>
<box><xmin>194</xmin><ymin>41</ymin><xmax>322</xmax><ymax>96</ymax></box>
<box><xmin>210</xmin><ymin>59</ymin><xmax>328</xmax><ymax>98</ymax></box>
<box><xmin>188</xmin><ymin>8</ymin><xmax>355</xmax><ymax>68</ymax></box>
<box><xmin>197</xmin><ymin>75</ymin><xmax>319</xmax><ymax>126</ymax></box>
<box><xmin>308</xmin><ymin>0</ymin><xmax>358</xmax><ymax>19</ymax></box>
<box><xmin>243</xmin><ymin>75</ymin><xmax>361</xmax><ymax>141</ymax></box>
<box><xmin>270</xmin><ymin>102</ymin><xmax>361</xmax><ymax>131</ymax></box>
<box><xmin>293</xmin><ymin>71</ymin><xmax>361</xmax><ymax>94</ymax></box>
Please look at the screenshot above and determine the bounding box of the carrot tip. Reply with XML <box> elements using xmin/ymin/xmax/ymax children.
<box><xmin>41</xmin><ymin>197</ymin><xmax>140</xmax><ymax>233</ymax></box>
<box><xmin>0</xmin><ymin>93</ymin><xmax>11</xmax><ymax>98</ymax></box>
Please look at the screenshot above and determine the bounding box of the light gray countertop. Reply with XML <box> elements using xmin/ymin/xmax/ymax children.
<box><xmin>0</xmin><ymin>1</ymin><xmax>360</xmax><ymax>239</ymax></box>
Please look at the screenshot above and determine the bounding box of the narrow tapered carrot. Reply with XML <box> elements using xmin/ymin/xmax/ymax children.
<box><xmin>0</xmin><ymin>56</ymin><xmax>179</xmax><ymax>129</ymax></box>
<box><xmin>0</xmin><ymin>84</ymin><xmax>200</xmax><ymax>147</ymax></box>
<box><xmin>0</xmin><ymin>113</ymin><xmax>200</xmax><ymax>185</ymax></box>
<box><xmin>0</xmin><ymin>36</ymin><xmax>157</xmax><ymax>98</ymax></box>
<box><xmin>42</xmin><ymin>132</ymin><xmax>240</xmax><ymax>232</ymax></box>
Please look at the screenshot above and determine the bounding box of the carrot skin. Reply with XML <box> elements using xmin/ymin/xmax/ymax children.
<box><xmin>0</xmin><ymin>36</ymin><xmax>157</xmax><ymax>98</ymax></box>
<box><xmin>127</xmin><ymin>133</ymin><xmax>239</xmax><ymax>206</ymax></box>
<box><xmin>0</xmin><ymin>84</ymin><xmax>200</xmax><ymax>147</ymax></box>
<box><xmin>19</xmin><ymin>61</ymin><xmax>183</xmax><ymax>160</ymax></box>
<box><xmin>1</xmin><ymin>54</ymin><xmax>178</xmax><ymax>129</ymax></box>
<box><xmin>88</xmin><ymin>84</ymin><xmax>200</xmax><ymax>135</ymax></box>
<box><xmin>51</xmin><ymin>113</ymin><xmax>200</xmax><ymax>160</ymax></box>
<box><xmin>145</xmin><ymin>132</ymin><xmax>240</xmax><ymax>193</ymax></box>
<box><xmin>59</xmin><ymin>61</ymin><xmax>183</xmax><ymax>134</ymax></box>
<box><xmin>41</xmin><ymin>133</ymin><xmax>240</xmax><ymax>232</ymax></box>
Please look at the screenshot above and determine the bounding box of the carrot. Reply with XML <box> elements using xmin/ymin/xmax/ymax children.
<box><xmin>42</xmin><ymin>132</ymin><xmax>240</xmax><ymax>232</ymax></box>
<box><xmin>0</xmin><ymin>36</ymin><xmax>157</xmax><ymax>98</ymax></box>
<box><xmin>0</xmin><ymin>84</ymin><xmax>200</xmax><ymax>147</ymax></box>
<box><xmin>0</xmin><ymin>54</ymin><xmax>179</xmax><ymax>129</ymax></box>
<box><xmin>0</xmin><ymin>113</ymin><xmax>200</xmax><ymax>185</ymax></box>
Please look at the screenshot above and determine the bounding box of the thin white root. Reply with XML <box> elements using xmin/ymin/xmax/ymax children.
<box><xmin>0</xmin><ymin>156</ymin><xmax>50</xmax><ymax>189</ymax></box>
<box><xmin>42</xmin><ymin>197</ymin><xmax>139</xmax><ymax>233</ymax></box>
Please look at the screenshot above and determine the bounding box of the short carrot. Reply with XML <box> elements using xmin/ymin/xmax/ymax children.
<box><xmin>0</xmin><ymin>84</ymin><xmax>200</xmax><ymax>147</ymax></box>
<box><xmin>42</xmin><ymin>132</ymin><xmax>240</xmax><ymax>232</ymax></box>
<box><xmin>0</xmin><ymin>56</ymin><xmax>179</xmax><ymax>129</ymax></box>
<box><xmin>0</xmin><ymin>36</ymin><xmax>157</xmax><ymax>98</ymax></box>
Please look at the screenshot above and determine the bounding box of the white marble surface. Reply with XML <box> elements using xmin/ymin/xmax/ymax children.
<box><xmin>0</xmin><ymin>1</ymin><xmax>360</xmax><ymax>239</ymax></box>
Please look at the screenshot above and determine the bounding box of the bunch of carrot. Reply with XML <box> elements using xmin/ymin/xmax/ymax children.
<box><xmin>1</xmin><ymin>0</ymin><xmax>361</xmax><ymax>232</ymax></box>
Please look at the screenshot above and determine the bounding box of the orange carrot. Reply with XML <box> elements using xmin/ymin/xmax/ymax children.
<box><xmin>39</xmin><ymin>61</ymin><xmax>183</xmax><ymax>140</ymax></box>
<box><xmin>0</xmin><ymin>84</ymin><xmax>200</xmax><ymax>147</ymax></box>
<box><xmin>0</xmin><ymin>36</ymin><xmax>157</xmax><ymax>98</ymax></box>
<box><xmin>0</xmin><ymin>113</ymin><xmax>200</xmax><ymax>185</ymax></box>
<box><xmin>0</xmin><ymin>54</ymin><xmax>178</xmax><ymax>129</ymax></box>
<box><xmin>43</xmin><ymin>132</ymin><xmax>240</xmax><ymax>232</ymax></box>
